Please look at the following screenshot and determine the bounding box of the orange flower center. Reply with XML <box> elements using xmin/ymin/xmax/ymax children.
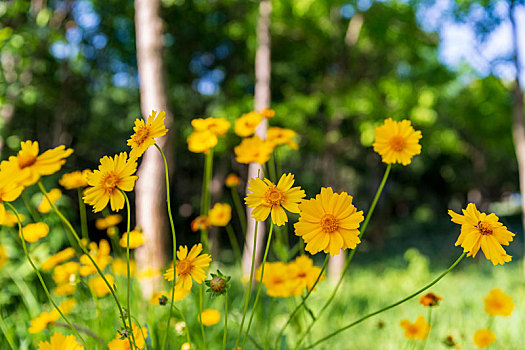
<box><xmin>389</xmin><ymin>136</ymin><xmax>406</xmax><ymax>152</ymax></box>
<box><xmin>265</xmin><ymin>187</ymin><xmax>283</xmax><ymax>206</ymax></box>
<box><xmin>476</xmin><ymin>221</ymin><xmax>493</xmax><ymax>235</ymax></box>
<box><xmin>18</xmin><ymin>154</ymin><xmax>37</xmax><ymax>169</ymax></box>
<box><xmin>177</xmin><ymin>259</ymin><xmax>192</xmax><ymax>275</ymax></box>
<box><xmin>101</xmin><ymin>172</ymin><xmax>119</xmax><ymax>190</ymax></box>
<box><xmin>133</xmin><ymin>127</ymin><xmax>150</xmax><ymax>145</ymax></box>
<box><xmin>320</xmin><ymin>214</ymin><xmax>338</xmax><ymax>233</ymax></box>
<box><xmin>297</xmin><ymin>272</ymin><xmax>307</xmax><ymax>278</ymax></box>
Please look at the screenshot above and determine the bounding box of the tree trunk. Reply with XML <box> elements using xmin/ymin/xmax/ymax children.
<box><xmin>242</xmin><ymin>0</ymin><xmax>272</xmax><ymax>278</ymax></box>
<box><xmin>134</xmin><ymin>0</ymin><xmax>174</xmax><ymax>297</ymax></box>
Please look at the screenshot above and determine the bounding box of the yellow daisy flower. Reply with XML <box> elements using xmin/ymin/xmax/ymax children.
<box><xmin>128</xmin><ymin>110</ymin><xmax>168</xmax><ymax>159</ymax></box>
<box><xmin>287</xmin><ymin>255</ymin><xmax>325</xmax><ymax>296</ymax></box>
<box><xmin>399</xmin><ymin>315</ymin><xmax>430</xmax><ymax>340</ymax></box>
<box><xmin>42</xmin><ymin>247</ymin><xmax>76</xmax><ymax>272</ymax></box>
<box><xmin>37</xmin><ymin>332</ymin><xmax>84</xmax><ymax>350</ymax></box>
<box><xmin>163</xmin><ymin>243</ymin><xmax>212</xmax><ymax>291</ymax></box>
<box><xmin>88</xmin><ymin>274</ymin><xmax>115</xmax><ymax>297</ymax></box>
<box><xmin>449</xmin><ymin>203</ymin><xmax>514</xmax><ymax>265</ymax></box>
<box><xmin>119</xmin><ymin>229</ymin><xmax>146</xmax><ymax>249</ymax></box>
<box><xmin>59</xmin><ymin>170</ymin><xmax>91</xmax><ymax>190</ymax></box>
<box><xmin>108</xmin><ymin>323</ymin><xmax>148</xmax><ymax>350</ymax></box>
<box><xmin>245</xmin><ymin>173</ymin><xmax>305</xmax><ymax>226</ymax></box>
<box><xmin>419</xmin><ymin>292</ymin><xmax>442</xmax><ymax>307</ymax></box>
<box><xmin>199</xmin><ymin>308</ymin><xmax>221</xmax><ymax>326</ymax></box>
<box><xmin>256</xmin><ymin>262</ymin><xmax>294</xmax><ymax>298</ymax></box>
<box><xmin>225</xmin><ymin>173</ymin><xmax>241</xmax><ymax>187</ymax></box>
<box><xmin>83</xmin><ymin>152</ymin><xmax>138</xmax><ymax>212</ymax></box>
<box><xmin>266</xmin><ymin>127</ymin><xmax>298</xmax><ymax>150</ymax></box>
<box><xmin>483</xmin><ymin>288</ymin><xmax>514</xmax><ymax>317</ymax></box>
<box><xmin>38</xmin><ymin>188</ymin><xmax>62</xmax><ymax>213</ymax></box>
<box><xmin>208</xmin><ymin>203</ymin><xmax>231</xmax><ymax>227</ymax></box>
<box><xmin>372</xmin><ymin>118</ymin><xmax>422</xmax><ymax>165</ymax></box>
<box><xmin>21</xmin><ymin>222</ymin><xmax>50</xmax><ymax>242</ymax></box>
<box><xmin>191</xmin><ymin>117</ymin><xmax>231</xmax><ymax>137</ymax></box>
<box><xmin>234</xmin><ymin>111</ymin><xmax>263</xmax><ymax>137</ymax></box>
<box><xmin>234</xmin><ymin>136</ymin><xmax>273</xmax><ymax>164</ymax></box>
<box><xmin>187</xmin><ymin>130</ymin><xmax>218</xmax><ymax>154</ymax></box>
<box><xmin>294</xmin><ymin>187</ymin><xmax>364</xmax><ymax>256</ymax></box>
<box><xmin>473</xmin><ymin>329</ymin><xmax>496</xmax><ymax>348</ymax></box>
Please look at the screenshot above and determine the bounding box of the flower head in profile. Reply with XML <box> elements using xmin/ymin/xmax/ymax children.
<box><xmin>419</xmin><ymin>292</ymin><xmax>442</xmax><ymax>307</ymax></box>
<box><xmin>245</xmin><ymin>173</ymin><xmax>305</xmax><ymax>226</ymax></box>
<box><xmin>83</xmin><ymin>152</ymin><xmax>138</xmax><ymax>212</ymax></box>
<box><xmin>287</xmin><ymin>255</ymin><xmax>325</xmax><ymax>296</ymax></box>
<box><xmin>234</xmin><ymin>111</ymin><xmax>263</xmax><ymax>137</ymax></box>
<box><xmin>266</xmin><ymin>127</ymin><xmax>298</xmax><ymax>150</ymax></box>
<box><xmin>295</xmin><ymin>187</ymin><xmax>364</xmax><ymax>256</ymax></box>
<box><xmin>234</xmin><ymin>136</ymin><xmax>273</xmax><ymax>164</ymax></box>
<box><xmin>449</xmin><ymin>203</ymin><xmax>514</xmax><ymax>265</ymax></box>
<box><xmin>187</xmin><ymin>130</ymin><xmax>218</xmax><ymax>154</ymax></box>
<box><xmin>259</xmin><ymin>107</ymin><xmax>275</xmax><ymax>119</ymax></box>
<box><xmin>88</xmin><ymin>274</ymin><xmax>115</xmax><ymax>297</ymax></box>
<box><xmin>59</xmin><ymin>170</ymin><xmax>91</xmax><ymax>190</ymax></box>
<box><xmin>199</xmin><ymin>308</ymin><xmax>221</xmax><ymax>326</ymax></box>
<box><xmin>191</xmin><ymin>117</ymin><xmax>231</xmax><ymax>137</ymax></box>
<box><xmin>483</xmin><ymin>288</ymin><xmax>514</xmax><ymax>317</ymax></box>
<box><xmin>163</xmin><ymin>243</ymin><xmax>212</xmax><ymax>291</ymax></box>
<box><xmin>399</xmin><ymin>315</ymin><xmax>430</xmax><ymax>340</ymax></box>
<box><xmin>38</xmin><ymin>188</ymin><xmax>62</xmax><ymax>213</ymax></box>
<box><xmin>95</xmin><ymin>214</ymin><xmax>123</xmax><ymax>230</ymax></box>
<box><xmin>191</xmin><ymin>215</ymin><xmax>210</xmax><ymax>232</ymax></box>
<box><xmin>128</xmin><ymin>110</ymin><xmax>168</xmax><ymax>158</ymax></box>
<box><xmin>225</xmin><ymin>174</ymin><xmax>240</xmax><ymax>187</ymax></box>
<box><xmin>473</xmin><ymin>329</ymin><xmax>496</xmax><ymax>348</ymax></box>
<box><xmin>21</xmin><ymin>222</ymin><xmax>50</xmax><ymax>242</ymax></box>
<box><xmin>108</xmin><ymin>323</ymin><xmax>148</xmax><ymax>350</ymax></box>
<box><xmin>208</xmin><ymin>203</ymin><xmax>231</xmax><ymax>227</ymax></box>
<box><xmin>42</xmin><ymin>247</ymin><xmax>76</xmax><ymax>272</ymax></box>
<box><xmin>372</xmin><ymin>118</ymin><xmax>422</xmax><ymax>165</ymax></box>
<box><xmin>37</xmin><ymin>332</ymin><xmax>84</xmax><ymax>350</ymax></box>
<box><xmin>119</xmin><ymin>229</ymin><xmax>146</xmax><ymax>249</ymax></box>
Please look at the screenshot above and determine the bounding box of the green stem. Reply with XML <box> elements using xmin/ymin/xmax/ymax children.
<box><xmin>302</xmin><ymin>252</ymin><xmax>467</xmax><ymax>349</ymax></box>
<box><xmin>222</xmin><ymin>291</ymin><xmax>228</xmax><ymax>350</ymax></box>
<box><xmin>199</xmin><ymin>283</ymin><xmax>207</xmax><ymax>349</ymax></box>
<box><xmin>200</xmin><ymin>150</ymin><xmax>214</xmax><ymax>251</ymax></box>
<box><xmin>154</xmin><ymin>144</ymin><xmax>178</xmax><ymax>350</ymax></box>
<box><xmin>233</xmin><ymin>220</ymin><xmax>260</xmax><ymax>349</ymax></box>
<box><xmin>0</xmin><ymin>309</ymin><xmax>16</xmax><ymax>350</ymax></box>
<box><xmin>130</xmin><ymin>316</ymin><xmax>148</xmax><ymax>350</ymax></box>
<box><xmin>77</xmin><ymin>188</ymin><xmax>89</xmax><ymax>241</ymax></box>
<box><xmin>231</xmin><ymin>187</ymin><xmax>247</xmax><ymax>234</ymax></box>
<box><xmin>241</xmin><ymin>224</ymin><xmax>274</xmax><ymax>348</ymax></box>
<box><xmin>225</xmin><ymin>224</ymin><xmax>242</xmax><ymax>263</ymax></box>
<box><xmin>292</xmin><ymin>164</ymin><xmax>392</xmax><ymax>349</ymax></box>
<box><xmin>5</xmin><ymin>202</ymin><xmax>87</xmax><ymax>347</ymax></box>
<box><xmin>22</xmin><ymin>191</ymin><xmax>40</xmax><ymax>222</ymax></box>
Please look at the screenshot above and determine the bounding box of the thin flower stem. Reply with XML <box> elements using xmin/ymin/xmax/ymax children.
<box><xmin>199</xmin><ymin>283</ymin><xmax>207</xmax><ymax>349</ymax></box>
<box><xmin>154</xmin><ymin>144</ymin><xmax>179</xmax><ymax>350</ymax></box>
<box><xmin>0</xmin><ymin>309</ymin><xmax>16</xmax><ymax>350</ymax></box>
<box><xmin>301</xmin><ymin>252</ymin><xmax>467</xmax><ymax>349</ymax></box>
<box><xmin>37</xmin><ymin>181</ymin><xmax>131</xmax><ymax>348</ymax></box>
<box><xmin>130</xmin><ymin>316</ymin><xmax>148</xmax><ymax>350</ymax></box>
<box><xmin>273</xmin><ymin>254</ymin><xmax>329</xmax><ymax>350</ymax></box>
<box><xmin>225</xmin><ymin>224</ymin><xmax>242</xmax><ymax>263</ymax></box>
<box><xmin>233</xmin><ymin>220</ymin><xmax>260</xmax><ymax>349</ymax></box>
<box><xmin>222</xmin><ymin>291</ymin><xmax>228</xmax><ymax>350</ymax></box>
<box><xmin>5</xmin><ymin>202</ymin><xmax>87</xmax><ymax>347</ymax></box>
<box><xmin>292</xmin><ymin>164</ymin><xmax>392</xmax><ymax>349</ymax></box>
<box><xmin>77</xmin><ymin>188</ymin><xmax>89</xmax><ymax>241</ymax></box>
<box><xmin>231</xmin><ymin>187</ymin><xmax>247</xmax><ymax>234</ymax></box>
<box><xmin>121</xmin><ymin>191</ymin><xmax>138</xmax><ymax>349</ymax></box>
<box><xmin>200</xmin><ymin>149</ymin><xmax>214</xmax><ymax>251</ymax></box>
<box><xmin>241</xmin><ymin>223</ymin><xmax>275</xmax><ymax>348</ymax></box>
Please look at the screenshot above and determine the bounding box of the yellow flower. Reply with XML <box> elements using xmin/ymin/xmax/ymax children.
<box><xmin>257</xmin><ymin>262</ymin><xmax>294</xmax><ymax>298</ymax></box>
<box><xmin>287</xmin><ymin>255</ymin><xmax>325</xmax><ymax>296</ymax></box>
<box><xmin>259</xmin><ymin>107</ymin><xmax>275</xmax><ymax>119</ymax></box>
<box><xmin>372</xmin><ymin>118</ymin><xmax>422</xmax><ymax>165</ymax></box>
<box><xmin>181</xmin><ymin>343</ymin><xmax>191</xmax><ymax>350</ymax></box>
<box><xmin>245</xmin><ymin>173</ymin><xmax>305</xmax><ymax>226</ymax></box>
<box><xmin>21</xmin><ymin>222</ymin><xmax>50</xmax><ymax>242</ymax></box>
<box><xmin>208</xmin><ymin>203</ymin><xmax>231</xmax><ymax>226</ymax></box>
<box><xmin>191</xmin><ymin>215</ymin><xmax>210</xmax><ymax>232</ymax></box>
<box><xmin>88</xmin><ymin>274</ymin><xmax>115</xmax><ymax>297</ymax></box>
<box><xmin>79</xmin><ymin>240</ymin><xmax>112</xmax><ymax>276</ymax></box>
<box><xmin>38</xmin><ymin>188</ymin><xmax>62</xmax><ymax>213</ymax></box>
<box><xmin>52</xmin><ymin>262</ymin><xmax>79</xmax><ymax>284</ymax></box>
<box><xmin>399</xmin><ymin>315</ymin><xmax>430</xmax><ymax>340</ymax></box>
<box><xmin>0</xmin><ymin>168</ymin><xmax>25</xmax><ymax>205</ymax></box>
<box><xmin>295</xmin><ymin>187</ymin><xmax>364</xmax><ymax>256</ymax></box>
<box><xmin>128</xmin><ymin>110</ymin><xmax>168</xmax><ymax>159</ymax></box>
<box><xmin>151</xmin><ymin>291</ymin><xmax>170</xmax><ymax>305</ymax></box>
<box><xmin>191</xmin><ymin>117</ymin><xmax>231</xmax><ymax>137</ymax></box>
<box><xmin>199</xmin><ymin>308</ymin><xmax>220</xmax><ymax>326</ymax></box>
<box><xmin>0</xmin><ymin>140</ymin><xmax>73</xmax><ymax>187</ymax></box>
<box><xmin>473</xmin><ymin>329</ymin><xmax>496</xmax><ymax>348</ymax></box>
<box><xmin>0</xmin><ymin>210</ymin><xmax>24</xmax><ymax>227</ymax></box>
<box><xmin>0</xmin><ymin>245</ymin><xmax>7</xmax><ymax>269</ymax></box>
<box><xmin>483</xmin><ymin>288</ymin><xmax>514</xmax><ymax>316</ymax></box>
<box><xmin>419</xmin><ymin>292</ymin><xmax>442</xmax><ymax>307</ymax></box>
<box><xmin>83</xmin><ymin>152</ymin><xmax>138</xmax><ymax>212</ymax></box>
<box><xmin>53</xmin><ymin>283</ymin><xmax>77</xmax><ymax>296</ymax></box>
<box><xmin>449</xmin><ymin>203</ymin><xmax>514</xmax><ymax>265</ymax></box>
<box><xmin>95</xmin><ymin>214</ymin><xmax>123</xmax><ymax>230</ymax></box>
<box><xmin>108</xmin><ymin>323</ymin><xmax>148</xmax><ymax>350</ymax></box>
<box><xmin>225</xmin><ymin>174</ymin><xmax>241</xmax><ymax>187</ymax></box>
<box><xmin>187</xmin><ymin>130</ymin><xmax>218</xmax><ymax>154</ymax></box>
<box><xmin>234</xmin><ymin>136</ymin><xmax>273</xmax><ymax>164</ymax></box>
<box><xmin>266</xmin><ymin>127</ymin><xmax>298</xmax><ymax>150</ymax></box>
<box><xmin>111</xmin><ymin>257</ymin><xmax>137</xmax><ymax>276</ymax></box>
<box><xmin>42</xmin><ymin>247</ymin><xmax>76</xmax><ymax>272</ymax></box>
<box><xmin>29</xmin><ymin>299</ymin><xmax>76</xmax><ymax>334</ymax></box>
<box><xmin>59</xmin><ymin>170</ymin><xmax>91</xmax><ymax>190</ymax></box>
<box><xmin>234</xmin><ymin>111</ymin><xmax>263</xmax><ymax>137</ymax></box>
<box><xmin>163</xmin><ymin>243</ymin><xmax>212</xmax><ymax>291</ymax></box>
<box><xmin>37</xmin><ymin>332</ymin><xmax>84</xmax><ymax>350</ymax></box>
<box><xmin>119</xmin><ymin>229</ymin><xmax>146</xmax><ymax>249</ymax></box>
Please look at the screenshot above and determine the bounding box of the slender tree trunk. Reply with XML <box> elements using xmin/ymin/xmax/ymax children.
<box><xmin>134</xmin><ymin>0</ymin><xmax>174</xmax><ymax>297</ymax></box>
<box><xmin>242</xmin><ymin>0</ymin><xmax>272</xmax><ymax>278</ymax></box>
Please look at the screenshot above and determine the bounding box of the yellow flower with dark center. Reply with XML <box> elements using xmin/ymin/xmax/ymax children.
<box><xmin>187</xmin><ymin>130</ymin><xmax>218</xmax><ymax>154</ymax></box>
<box><xmin>259</xmin><ymin>107</ymin><xmax>275</xmax><ymax>119</ymax></box>
<box><xmin>79</xmin><ymin>239</ymin><xmax>112</xmax><ymax>276</ymax></box>
<box><xmin>128</xmin><ymin>110</ymin><xmax>168</xmax><ymax>159</ymax></box>
<box><xmin>42</xmin><ymin>247</ymin><xmax>76</xmax><ymax>272</ymax></box>
<box><xmin>52</xmin><ymin>262</ymin><xmax>79</xmax><ymax>285</ymax></box>
<box><xmin>95</xmin><ymin>214</ymin><xmax>123</xmax><ymax>230</ymax></box>
<box><xmin>294</xmin><ymin>187</ymin><xmax>364</xmax><ymax>256</ymax></box>
<box><xmin>449</xmin><ymin>203</ymin><xmax>514</xmax><ymax>265</ymax></box>
<box><xmin>245</xmin><ymin>173</ymin><xmax>305</xmax><ymax>226</ymax></box>
<box><xmin>225</xmin><ymin>174</ymin><xmax>240</xmax><ymax>187</ymax></box>
<box><xmin>191</xmin><ymin>215</ymin><xmax>210</xmax><ymax>232</ymax></box>
<box><xmin>88</xmin><ymin>274</ymin><xmax>115</xmax><ymax>297</ymax></box>
<box><xmin>108</xmin><ymin>323</ymin><xmax>148</xmax><ymax>350</ymax></box>
<box><xmin>419</xmin><ymin>292</ymin><xmax>442</xmax><ymax>307</ymax></box>
<box><xmin>256</xmin><ymin>262</ymin><xmax>294</xmax><ymax>298</ymax></box>
<box><xmin>234</xmin><ymin>111</ymin><xmax>263</xmax><ymax>137</ymax></box>
<box><xmin>483</xmin><ymin>288</ymin><xmax>514</xmax><ymax>316</ymax></box>
<box><xmin>399</xmin><ymin>315</ymin><xmax>430</xmax><ymax>340</ymax></box>
<box><xmin>0</xmin><ymin>245</ymin><xmax>7</xmax><ymax>269</ymax></box>
<box><xmin>83</xmin><ymin>152</ymin><xmax>138</xmax><ymax>212</ymax></box>
<box><xmin>38</xmin><ymin>188</ymin><xmax>62</xmax><ymax>213</ymax></box>
<box><xmin>37</xmin><ymin>332</ymin><xmax>84</xmax><ymax>350</ymax></box>
<box><xmin>21</xmin><ymin>222</ymin><xmax>50</xmax><ymax>242</ymax></box>
<box><xmin>59</xmin><ymin>170</ymin><xmax>91</xmax><ymax>190</ymax></box>
<box><xmin>372</xmin><ymin>118</ymin><xmax>422</xmax><ymax>165</ymax></box>
<box><xmin>208</xmin><ymin>203</ymin><xmax>231</xmax><ymax>227</ymax></box>
<box><xmin>191</xmin><ymin>117</ymin><xmax>231</xmax><ymax>137</ymax></box>
<box><xmin>111</xmin><ymin>257</ymin><xmax>137</xmax><ymax>276</ymax></box>
<box><xmin>266</xmin><ymin>127</ymin><xmax>298</xmax><ymax>150</ymax></box>
<box><xmin>163</xmin><ymin>243</ymin><xmax>212</xmax><ymax>291</ymax></box>
<box><xmin>119</xmin><ymin>229</ymin><xmax>146</xmax><ymax>249</ymax></box>
<box><xmin>473</xmin><ymin>329</ymin><xmax>496</xmax><ymax>348</ymax></box>
<box><xmin>287</xmin><ymin>255</ymin><xmax>325</xmax><ymax>296</ymax></box>
<box><xmin>234</xmin><ymin>136</ymin><xmax>273</xmax><ymax>164</ymax></box>
<box><xmin>199</xmin><ymin>308</ymin><xmax>221</xmax><ymax>326</ymax></box>
<box><xmin>151</xmin><ymin>291</ymin><xmax>170</xmax><ymax>305</ymax></box>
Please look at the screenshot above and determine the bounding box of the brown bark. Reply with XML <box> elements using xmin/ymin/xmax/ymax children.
<box><xmin>134</xmin><ymin>0</ymin><xmax>174</xmax><ymax>297</ymax></box>
<box><xmin>242</xmin><ymin>0</ymin><xmax>272</xmax><ymax>278</ymax></box>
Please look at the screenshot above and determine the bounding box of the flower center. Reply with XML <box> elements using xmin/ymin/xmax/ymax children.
<box><xmin>134</xmin><ymin>127</ymin><xmax>150</xmax><ymax>145</ymax></box>
<box><xmin>320</xmin><ymin>214</ymin><xmax>338</xmax><ymax>233</ymax></box>
<box><xmin>476</xmin><ymin>221</ymin><xmax>493</xmax><ymax>235</ymax></box>
<box><xmin>101</xmin><ymin>172</ymin><xmax>119</xmax><ymax>190</ymax></box>
<box><xmin>265</xmin><ymin>187</ymin><xmax>283</xmax><ymax>206</ymax></box>
<box><xmin>297</xmin><ymin>272</ymin><xmax>307</xmax><ymax>278</ymax></box>
<box><xmin>177</xmin><ymin>259</ymin><xmax>192</xmax><ymax>275</ymax></box>
<box><xmin>389</xmin><ymin>136</ymin><xmax>406</xmax><ymax>152</ymax></box>
<box><xmin>18</xmin><ymin>154</ymin><xmax>37</xmax><ymax>169</ymax></box>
